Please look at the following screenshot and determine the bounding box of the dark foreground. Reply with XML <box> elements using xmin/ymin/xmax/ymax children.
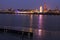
<box><xmin>0</xmin><ymin>29</ymin><xmax>60</xmax><ymax>40</ymax></box>
<box><xmin>0</xmin><ymin>28</ymin><xmax>33</xmax><ymax>37</ymax></box>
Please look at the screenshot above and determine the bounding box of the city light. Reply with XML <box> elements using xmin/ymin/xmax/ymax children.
<box><xmin>40</xmin><ymin>6</ymin><xmax>43</xmax><ymax>13</ymax></box>
<box><xmin>38</xmin><ymin>15</ymin><xmax>43</xmax><ymax>36</ymax></box>
<box><xmin>38</xmin><ymin>29</ymin><xmax>42</xmax><ymax>36</ymax></box>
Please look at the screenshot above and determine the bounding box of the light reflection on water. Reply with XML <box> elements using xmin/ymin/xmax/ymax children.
<box><xmin>38</xmin><ymin>15</ymin><xmax>43</xmax><ymax>29</ymax></box>
<box><xmin>33</xmin><ymin>15</ymin><xmax>46</xmax><ymax>40</ymax></box>
<box><xmin>37</xmin><ymin>15</ymin><xmax>43</xmax><ymax>37</ymax></box>
<box><xmin>0</xmin><ymin>14</ymin><xmax>60</xmax><ymax>40</ymax></box>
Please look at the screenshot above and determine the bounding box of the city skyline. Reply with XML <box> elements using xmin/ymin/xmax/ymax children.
<box><xmin>0</xmin><ymin>0</ymin><xmax>60</xmax><ymax>10</ymax></box>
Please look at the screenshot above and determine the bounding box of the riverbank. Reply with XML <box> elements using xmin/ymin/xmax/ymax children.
<box><xmin>0</xmin><ymin>11</ymin><xmax>60</xmax><ymax>15</ymax></box>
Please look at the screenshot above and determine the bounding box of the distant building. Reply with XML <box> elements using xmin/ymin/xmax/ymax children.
<box><xmin>47</xmin><ymin>9</ymin><xmax>60</xmax><ymax>13</ymax></box>
<box><xmin>43</xmin><ymin>2</ymin><xmax>48</xmax><ymax>13</ymax></box>
<box><xmin>40</xmin><ymin>6</ymin><xmax>43</xmax><ymax>13</ymax></box>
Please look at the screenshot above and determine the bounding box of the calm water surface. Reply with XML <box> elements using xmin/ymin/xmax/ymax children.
<box><xmin>0</xmin><ymin>14</ymin><xmax>60</xmax><ymax>40</ymax></box>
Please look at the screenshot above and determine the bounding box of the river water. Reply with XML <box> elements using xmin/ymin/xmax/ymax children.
<box><xmin>0</xmin><ymin>14</ymin><xmax>60</xmax><ymax>40</ymax></box>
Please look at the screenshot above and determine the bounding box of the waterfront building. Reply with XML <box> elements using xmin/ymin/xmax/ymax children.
<box><xmin>40</xmin><ymin>6</ymin><xmax>43</xmax><ymax>13</ymax></box>
<box><xmin>43</xmin><ymin>2</ymin><xmax>48</xmax><ymax>13</ymax></box>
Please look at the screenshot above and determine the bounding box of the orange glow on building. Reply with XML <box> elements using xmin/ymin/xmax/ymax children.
<box><xmin>44</xmin><ymin>2</ymin><xmax>48</xmax><ymax>12</ymax></box>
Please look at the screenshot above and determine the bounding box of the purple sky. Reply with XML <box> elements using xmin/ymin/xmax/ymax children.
<box><xmin>0</xmin><ymin>0</ymin><xmax>60</xmax><ymax>9</ymax></box>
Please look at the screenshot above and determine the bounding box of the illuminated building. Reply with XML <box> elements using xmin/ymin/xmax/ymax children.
<box><xmin>40</xmin><ymin>6</ymin><xmax>43</xmax><ymax>13</ymax></box>
<box><xmin>44</xmin><ymin>2</ymin><xmax>48</xmax><ymax>13</ymax></box>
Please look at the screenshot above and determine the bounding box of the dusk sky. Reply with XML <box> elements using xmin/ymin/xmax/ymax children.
<box><xmin>0</xmin><ymin>0</ymin><xmax>60</xmax><ymax>9</ymax></box>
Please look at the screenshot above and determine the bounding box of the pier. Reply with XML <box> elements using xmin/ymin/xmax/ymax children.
<box><xmin>0</xmin><ymin>26</ymin><xmax>33</xmax><ymax>37</ymax></box>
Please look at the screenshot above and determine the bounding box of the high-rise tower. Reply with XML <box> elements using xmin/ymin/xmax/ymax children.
<box><xmin>44</xmin><ymin>2</ymin><xmax>47</xmax><ymax>12</ymax></box>
<box><xmin>40</xmin><ymin>6</ymin><xmax>43</xmax><ymax>13</ymax></box>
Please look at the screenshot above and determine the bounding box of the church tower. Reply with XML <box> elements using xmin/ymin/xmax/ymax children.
<box><xmin>44</xmin><ymin>2</ymin><xmax>47</xmax><ymax>12</ymax></box>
